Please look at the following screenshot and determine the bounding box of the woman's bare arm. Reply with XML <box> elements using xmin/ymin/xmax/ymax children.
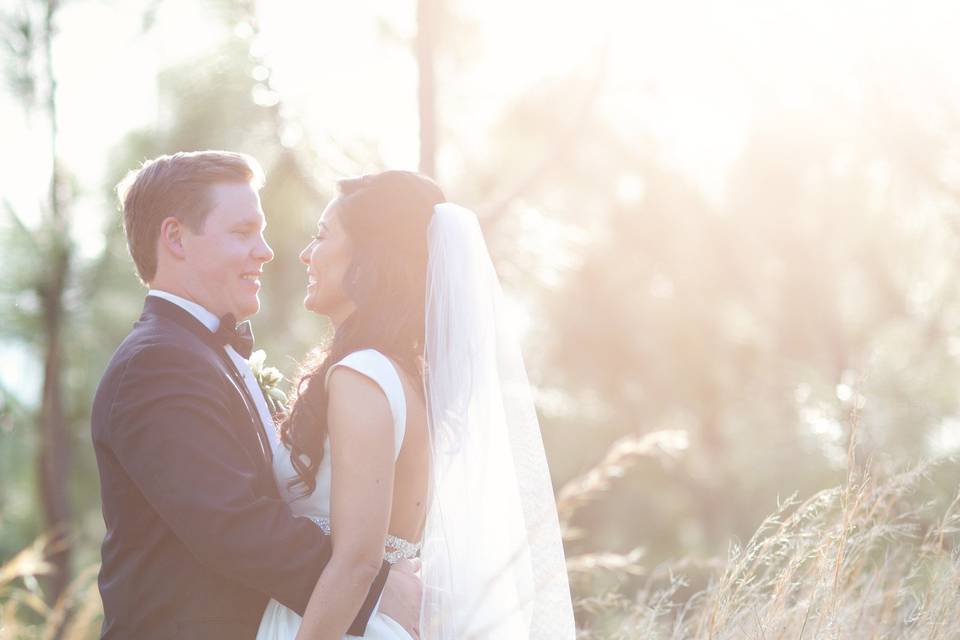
<box><xmin>295</xmin><ymin>368</ymin><xmax>395</xmax><ymax>640</ymax></box>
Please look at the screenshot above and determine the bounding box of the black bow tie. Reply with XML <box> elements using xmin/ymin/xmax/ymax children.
<box><xmin>216</xmin><ymin>314</ymin><xmax>255</xmax><ymax>359</ymax></box>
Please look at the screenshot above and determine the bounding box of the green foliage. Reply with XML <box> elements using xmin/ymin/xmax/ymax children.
<box><xmin>474</xmin><ymin>71</ymin><xmax>960</xmax><ymax>569</ymax></box>
<box><xmin>0</xmin><ymin>0</ymin><xmax>39</xmax><ymax>109</ymax></box>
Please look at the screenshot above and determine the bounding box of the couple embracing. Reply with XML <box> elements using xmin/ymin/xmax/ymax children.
<box><xmin>91</xmin><ymin>150</ymin><xmax>575</xmax><ymax>639</ymax></box>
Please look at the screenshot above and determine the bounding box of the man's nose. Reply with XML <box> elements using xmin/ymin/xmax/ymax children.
<box><xmin>255</xmin><ymin>235</ymin><xmax>275</xmax><ymax>263</ymax></box>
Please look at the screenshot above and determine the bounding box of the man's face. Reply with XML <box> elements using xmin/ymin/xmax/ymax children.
<box><xmin>180</xmin><ymin>182</ymin><xmax>274</xmax><ymax>320</ymax></box>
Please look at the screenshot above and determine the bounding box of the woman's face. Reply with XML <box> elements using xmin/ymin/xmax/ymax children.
<box><xmin>300</xmin><ymin>199</ymin><xmax>356</xmax><ymax>325</ymax></box>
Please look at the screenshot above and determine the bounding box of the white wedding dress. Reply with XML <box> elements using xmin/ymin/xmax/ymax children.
<box><xmin>257</xmin><ymin>349</ymin><xmax>417</xmax><ymax>640</ymax></box>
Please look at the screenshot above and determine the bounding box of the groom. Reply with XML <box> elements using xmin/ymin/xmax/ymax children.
<box><xmin>91</xmin><ymin>151</ymin><xmax>418</xmax><ymax>639</ymax></box>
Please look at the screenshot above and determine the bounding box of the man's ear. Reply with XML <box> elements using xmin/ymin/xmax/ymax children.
<box><xmin>158</xmin><ymin>216</ymin><xmax>186</xmax><ymax>259</ymax></box>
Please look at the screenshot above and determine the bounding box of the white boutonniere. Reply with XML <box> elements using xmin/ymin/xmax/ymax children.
<box><xmin>248</xmin><ymin>349</ymin><xmax>288</xmax><ymax>417</ymax></box>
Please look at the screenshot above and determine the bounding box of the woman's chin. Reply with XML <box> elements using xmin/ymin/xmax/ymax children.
<box><xmin>304</xmin><ymin>296</ymin><xmax>333</xmax><ymax>318</ymax></box>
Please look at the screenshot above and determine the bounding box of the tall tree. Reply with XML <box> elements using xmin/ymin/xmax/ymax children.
<box><xmin>0</xmin><ymin>0</ymin><xmax>78</xmax><ymax>606</ymax></box>
<box><xmin>35</xmin><ymin>0</ymin><xmax>73</xmax><ymax>607</ymax></box>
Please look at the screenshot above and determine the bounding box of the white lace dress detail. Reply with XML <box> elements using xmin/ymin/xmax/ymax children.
<box><xmin>256</xmin><ymin>349</ymin><xmax>415</xmax><ymax>639</ymax></box>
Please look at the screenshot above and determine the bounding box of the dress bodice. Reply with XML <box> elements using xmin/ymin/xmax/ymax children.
<box><xmin>268</xmin><ymin>349</ymin><xmax>419</xmax><ymax>563</ymax></box>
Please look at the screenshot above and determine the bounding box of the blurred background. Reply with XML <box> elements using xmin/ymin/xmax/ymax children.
<box><xmin>4</xmin><ymin>0</ymin><xmax>960</xmax><ymax>636</ymax></box>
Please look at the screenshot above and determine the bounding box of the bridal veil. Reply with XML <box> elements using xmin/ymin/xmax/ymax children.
<box><xmin>419</xmin><ymin>203</ymin><xmax>575</xmax><ymax>639</ymax></box>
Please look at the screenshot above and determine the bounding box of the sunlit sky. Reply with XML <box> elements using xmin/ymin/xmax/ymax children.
<box><xmin>5</xmin><ymin>0</ymin><xmax>960</xmax><ymax>228</ymax></box>
<box><xmin>4</xmin><ymin>0</ymin><xmax>960</xmax><ymax>404</ymax></box>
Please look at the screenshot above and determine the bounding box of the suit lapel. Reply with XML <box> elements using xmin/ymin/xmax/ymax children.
<box><xmin>142</xmin><ymin>297</ymin><xmax>274</xmax><ymax>466</ymax></box>
<box><xmin>218</xmin><ymin>352</ymin><xmax>274</xmax><ymax>464</ymax></box>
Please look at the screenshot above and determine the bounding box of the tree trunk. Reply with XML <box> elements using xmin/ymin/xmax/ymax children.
<box><xmin>37</xmin><ymin>270</ymin><xmax>71</xmax><ymax>605</ymax></box>
<box><xmin>36</xmin><ymin>0</ymin><xmax>72</xmax><ymax>614</ymax></box>
<box><xmin>416</xmin><ymin>0</ymin><xmax>438</xmax><ymax>178</ymax></box>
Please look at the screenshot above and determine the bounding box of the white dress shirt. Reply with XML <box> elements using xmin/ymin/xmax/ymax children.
<box><xmin>147</xmin><ymin>289</ymin><xmax>280</xmax><ymax>449</ymax></box>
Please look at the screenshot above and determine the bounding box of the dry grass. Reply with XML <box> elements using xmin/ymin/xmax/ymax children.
<box><xmin>3</xmin><ymin>428</ymin><xmax>959</xmax><ymax>639</ymax></box>
<box><xmin>0</xmin><ymin>536</ymin><xmax>101</xmax><ymax>640</ymax></box>
<box><xmin>563</xmin><ymin>425</ymin><xmax>960</xmax><ymax>639</ymax></box>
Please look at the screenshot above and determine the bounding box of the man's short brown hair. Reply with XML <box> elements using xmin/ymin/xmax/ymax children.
<box><xmin>116</xmin><ymin>150</ymin><xmax>264</xmax><ymax>284</ymax></box>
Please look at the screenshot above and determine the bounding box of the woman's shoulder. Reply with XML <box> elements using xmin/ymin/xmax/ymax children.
<box><xmin>325</xmin><ymin>350</ymin><xmax>408</xmax><ymax>451</ymax></box>
<box><xmin>325</xmin><ymin>349</ymin><xmax>396</xmax><ymax>386</ymax></box>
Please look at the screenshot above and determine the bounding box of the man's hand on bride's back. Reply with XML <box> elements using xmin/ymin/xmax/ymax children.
<box><xmin>378</xmin><ymin>559</ymin><xmax>421</xmax><ymax>639</ymax></box>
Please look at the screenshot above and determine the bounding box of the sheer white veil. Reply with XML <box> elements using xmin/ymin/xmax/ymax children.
<box><xmin>419</xmin><ymin>202</ymin><xmax>575</xmax><ymax>639</ymax></box>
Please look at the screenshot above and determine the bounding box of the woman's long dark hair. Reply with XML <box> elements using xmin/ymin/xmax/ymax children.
<box><xmin>279</xmin><ymin>170</ymin><xmax>445</xmax><ymax>495</ymax></box>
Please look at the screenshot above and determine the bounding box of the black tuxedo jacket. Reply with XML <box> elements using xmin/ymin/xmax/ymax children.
<box><xmin>91</xmin><ymin>296</ymin><xmax>387</xmax><ymax>639</ymax></box>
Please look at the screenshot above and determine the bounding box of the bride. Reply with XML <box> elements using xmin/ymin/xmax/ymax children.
<box><xmin>257</xmin><ymin>171</ymin><xmax>575</xmax><ymax>639</ymax></box>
